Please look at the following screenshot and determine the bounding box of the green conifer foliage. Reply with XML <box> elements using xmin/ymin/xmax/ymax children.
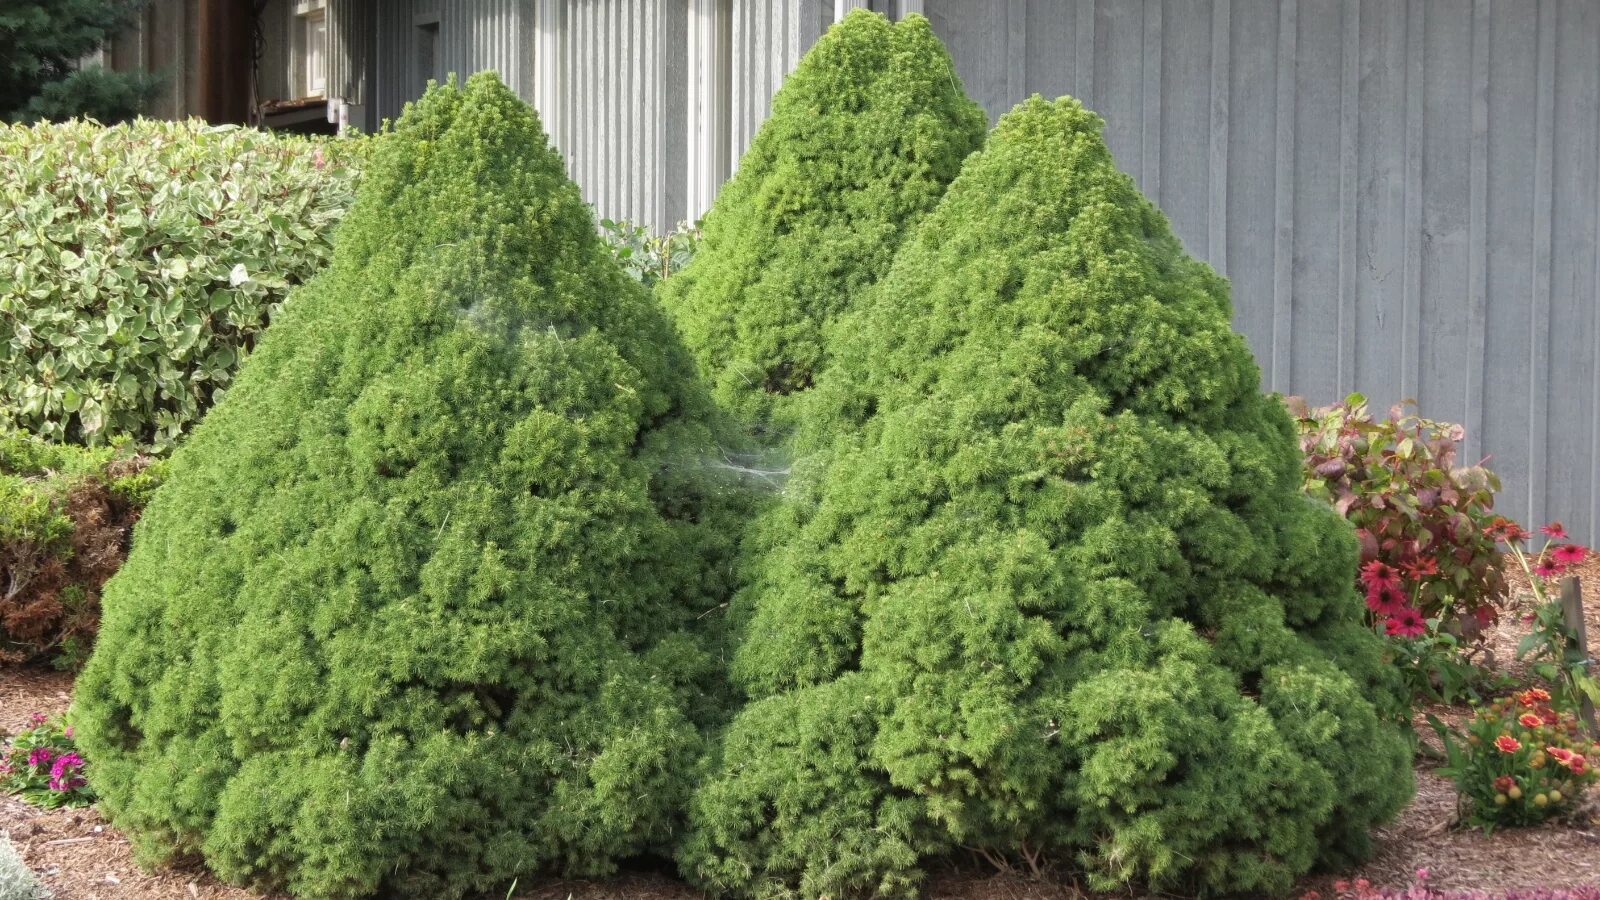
<box><xmin>659</xmin><ymin>10</ymin><xmax>986</xmax><ymax>437</ymax></box>
<box><xmin>71</xmin><ymin>74</ymin><xmax>742</xmax><ymax>899</ymax></box>
<box><xmin>685</xmin><ymin>96</ymin><xmax>1413</xmax><ymax>897</ymax></box>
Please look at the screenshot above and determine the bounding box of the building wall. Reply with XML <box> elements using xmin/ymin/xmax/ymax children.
<box><xmin>102</xmin><ymin>1</ymin><xmax>1585</xmax><ymax>543</ymax></box>
<box><xmin>383</xmin><ymin>0</ymin><xmax>1600</xmax><ymax>542</ymax></box>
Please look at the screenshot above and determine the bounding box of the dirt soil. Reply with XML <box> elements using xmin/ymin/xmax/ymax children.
<box><xmin>4</xmin><ymin>556</ymin><xmax>1600</xmax><ymax>899</ymax></box>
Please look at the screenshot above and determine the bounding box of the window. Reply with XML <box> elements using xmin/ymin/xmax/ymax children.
<box><xmin>415</xmin><ymin>16</ymin><xmax>441</xmax><ymax>96</ymax></box>
<box><xmin>303</xmin><ymin>9</ymin><xmax>327</xmax><ymax>97</ymax></box>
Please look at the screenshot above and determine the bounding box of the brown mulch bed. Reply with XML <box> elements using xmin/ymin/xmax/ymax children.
<box><xmin>4</xmin><ymin>556</ymin><xmax>1600</xmax><ymax>898</ymax></box>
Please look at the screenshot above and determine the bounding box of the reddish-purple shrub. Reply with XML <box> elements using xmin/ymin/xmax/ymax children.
<box><xmin>1290</xmin><ymin>394</ymin><xmax>1507</xmax><ymax>636</ymax></box>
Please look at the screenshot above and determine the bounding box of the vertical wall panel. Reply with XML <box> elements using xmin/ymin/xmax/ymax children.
<box><xmin>1547</xmin><ymin>0</ymin><xmax>1600</xmax><ymax>535</ymax></box>
<box><xmin>1417</xmin><ymin>0</ymin><xmax>1471</xmax><ymax>426</ymax></box>
<box><xmin>1288</xmin><ymin>0</ymin><xmax>1344</xmax><ymax>403</ymax></box>
<box><xmin>1157</xmin><ymin>0</ymin><xmax>1211</xmax><ymax>248</ymax></box>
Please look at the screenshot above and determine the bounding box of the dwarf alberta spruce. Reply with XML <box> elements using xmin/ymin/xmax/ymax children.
<box><xmin>659</xmin><ymin>10</ymin><xmax>986</xmax><ymax>438</ymax></box>
<box><xmin>683</xmin><ymin>96</ymin><xmax>1414</xmax><ymax>898</ymax></box>
<box><xmin>71</xmin><ymin>74</ymin><xmax>747</xmax><ymax>899</ymax></box>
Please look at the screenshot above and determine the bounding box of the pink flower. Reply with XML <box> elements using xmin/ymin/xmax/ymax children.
<box><xmin>1415</xmin><ymin>868</ymin><xmax>1430</xmax><ymax>882</ymax></box>
<box><xmin>1535</xmin><ymin>559</ymin><xmax>1564</xmax><ymax>578</ymax></box>
<box><xmin>1366</xmin><ymin>583</ymin><xmax>1407</xmax><ymax>616</ymax></box>
<box><xmin>1495</xmin><ymin>734</ymin><xmax>1522</xmax><ymax>753</ymax></box>
<box><xmin>26</xmin><ymin>747</ymin><xmax>54</xmax><ymax>768</ymax></box>
<box><xmin>28</xmin><ymin>713</ymin><xmax>46</xmax><ymax>726</ymax></box>
<box><xmin>1541</xmin><ymin>521</ymin><xmax>1568</xmax><ymax>539</ymax></box>
<box><xmin>1402</xmin><ymin>557</ymin><xmax>1438</xmax><ymax>580</ymax></box>
<box><xmin>1360</xmin><ymin>560</ymin><xmax>1402</xmax><ymax>592</ymax></box>
<box><xmin>1552</xmin><ymin>544</ymin><xmax>1588</xmax><ymax>566</ymax></box>
<box><xmin>1485</xmin><ymin>517</ymin><xmax>1527</xmax><ymax>543</ymax></box>
<box><xmin>48</xmin><ymin>752</ymin><xmax>82</xmax><ymax>777</ymax></box>
<box><xmin>62</xmin><ymin>726</ymin><xmax>72</xmax><ymax>739</ymax></box>
<box><xmin>1384</xmin><ymin>606</ymin><xmax>1426</xmax><ymax>638</ymax></box>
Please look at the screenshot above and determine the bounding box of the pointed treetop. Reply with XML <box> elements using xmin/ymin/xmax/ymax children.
<box><xmin>660</xmin><ymin>9</ymin><xmax>987</xmax><ymax>437</ymax></box>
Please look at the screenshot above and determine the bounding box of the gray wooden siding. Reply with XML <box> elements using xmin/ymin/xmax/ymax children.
<box><xmin>372</xmin><ymin>0</ymin><xmax>1600</xmax><ymax>544</ymax></box>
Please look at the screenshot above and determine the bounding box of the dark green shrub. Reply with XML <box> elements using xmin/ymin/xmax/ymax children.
<box><xmin>659</xmin><ymin>10</ymin><xmax>985</xmax><ymax>437</ymax></box>
<box><xmin>72</xmin><ymin>73</ymin><xmax>743</xmax><ymax>899</ymax></box>
<box><xmin>0</xmin><ymin>118</ymin><xmax>361</xmax><ymax>449</ymax></box>
<box><xmin>0</xmin><ymin>433</ymin><xmax>159</xmax><ymax>668</ymax></box>
<box><xmin>685</xmin><ymin>96</ymin><xmax>1414</xmax><ymax>897</ymax></box>
<box><xmin>19</xmin><ymin>65</ymin><xmax>163</xmax><ymax>124</ymax></box>
<box><xmin>0</xmin><ymin>0</ymin><xmax>152</xmax><ymax>122</ymax></box>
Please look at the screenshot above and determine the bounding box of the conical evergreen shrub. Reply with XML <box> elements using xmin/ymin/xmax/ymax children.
<box><xmin>659</xmin><ymin>10</ymin><xmax>986</xmax><ymax>437</ymax></box>
<box><xmin>684</xmin><ymin>96</ymin><xmax>1414</xmax><ymax>897</ymax></box>
<box><xmin>72</xmin><ymin>74</ymin><xmax>744</xmax><ymax>899</ymax></box>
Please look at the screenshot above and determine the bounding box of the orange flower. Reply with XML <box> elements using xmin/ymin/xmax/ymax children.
<box><xmin>1495</xmin><ymin>735</ymin><xmax>1522</xmax><ymax>753</ymax></box>
<box><xmin>1519</xmin><ymin>713</ymin><xmax>1543</xmax><ymax>728</ymax></box>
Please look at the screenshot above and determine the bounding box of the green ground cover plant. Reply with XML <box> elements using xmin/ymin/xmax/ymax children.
<box><xmin>0</xmin><ymin>118</ymin><xmax>361</xmax><ymax>449</ymax></box>
<box><xmin>683</xmin><ymin>95</ymin><xmax>1414</xmax><ymax>898</ymax></box>
<box><xmin>71</xmin><ymin>74</ymin><xmax>745</xmax><ymax>899</ymax></box>
<box><xmin>1</xmin><ymin>712</ymin><xmax>93</xmax><ymax>808</ymax></box>
<box><xmin>659</xmin><ymin>10</ymin><xmax>986</xmax><ymax>438</ymax></box>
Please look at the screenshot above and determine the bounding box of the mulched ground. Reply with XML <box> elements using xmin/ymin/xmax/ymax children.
<box><xmin>4</xmin><ymin>555</ymin><xmax>1600</xmax><ymax>899</ymax></box>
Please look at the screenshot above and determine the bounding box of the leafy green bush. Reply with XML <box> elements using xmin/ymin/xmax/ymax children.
<box><xmin>599</xmin><ymin>217</ymin><xmax>700</xmax><ymax>289</ymax></box>
<box><xmin>659</xmin><ymin>10</ymin><xmax>985</xmax><ymax>437</ymax></box>
<box><xmin>73</xmin><ymin>74</ymin><xmax>745</xmax><ymax>899</ymax></box>
<box><xmin>0</xmin><ymin>432</ymin><xmax>159</xmax><ymax>668</ymax></box>
<box><xmin>684</xmin><ymin>96</ymin><xmax>1413</xmax><ymax>897</ymax></box>
<box><xmin>0</xmin><ymin>118</ymin><xmax>361</xmax><ymax>449</ymax></box>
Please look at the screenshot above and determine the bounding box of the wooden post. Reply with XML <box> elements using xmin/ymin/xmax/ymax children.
<box><xmin>1560</xmin><ymin>576</ymin><xmax>1597</xmax><ymax>735</ymax></box>
<box><xmin>196</xmin><ymin>0</ymin><xmax>252</xmax><ymax>124</ymax></box>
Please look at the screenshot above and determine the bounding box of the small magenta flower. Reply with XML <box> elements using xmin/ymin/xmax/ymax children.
<box><xmin>62</xmin><ymin>725</ymin><xmax>72</xmax><ymax>739</ymax></box>
<box><xmin>1552</xmin><ymin>544</ymin><xmax>1588</xmax><ymax>566</ymax></box>
<box><xmin>27</xmin><ymin>747</ymin><xmax>54</xmax><ymax>768</ymax></box>
<box><xmin>1541</xmin><ymin>521</ymin><xmax>1568</xmax><ymax>539</ymax></box>
<box><xmin>28</xmin><ymin>713</ymin><xmax>46</xmax><ymax>726</ymax></box>
<box><xmin>1383</xmin><ymin>606</ymin><xmax>1426</xmax><ymax>639</ymax></box>
<box><xmin>49</xmin><ymin>752</ymin><xmax>82</xmax><ymax>777</ymax></box>
<box><xmin>1360</xmin><ymin>560</ymin><xmax>1402</xmax><ymax>593</ymax></box>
